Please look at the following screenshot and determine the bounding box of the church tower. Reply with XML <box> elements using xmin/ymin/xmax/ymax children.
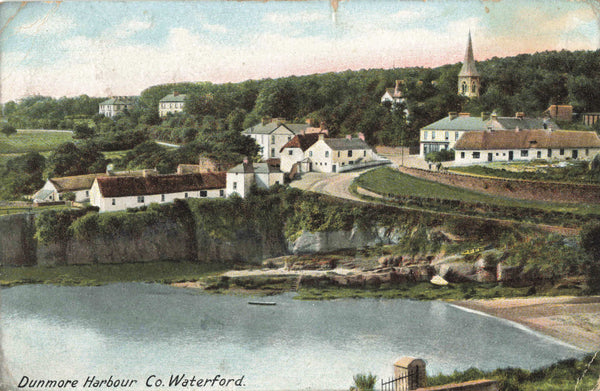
<box><xmin>458</xmin><ymin>31</ymin><xmax>480</xmax><ymax>98</ymax></box>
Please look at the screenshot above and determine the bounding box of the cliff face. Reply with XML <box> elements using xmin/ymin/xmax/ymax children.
<box><xmin>0</xmin><ymin>214</ymin><xmax>37</xmax><ymax>266</ymax></box>
<box><xmin>288</xmin><ymin>226</ymin><xmax>405</xmax><ymax>254</ymax></box>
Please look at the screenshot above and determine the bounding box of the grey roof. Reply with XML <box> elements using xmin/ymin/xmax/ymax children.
<box><xmin>241</xmin><ymin>122</ymin><xmax>309</xmax><ymax>135</ymax></box>
<box><xmin>33</xmin><ymin>189</ymin><xmax>54</xmax><ymax>201</ymax></box>
<box><xmin>160</xmin><ymin>93</ymin><xmax>186</xmax><ymax>102</ymax></box>
<box><xmin>228</xmin><ymin>162</ymin><xmax>281</xmax><ymax>174</ymax></box>
<box><xmin>495</xmin><ymin>117</ymin><xmax>559</xmax><ymax>131</ymax></box>
<box><xmin>423</xmin><ymin>116</ymin><xmax>487</xmax><ymax>131</ymax></box>
<box><xmin>100</xmin><ymin>96</ymin><xmax>137</xmax><ymax>106</ymax></box>
<box><xmin>323</xmin><ymin>138</ymin><xmax>370</xmax><ymax>151</ymax></box>
<box><xmin>458</xmin><ymin>32</ymin><xmax>480</xmax><ymax>78</ymax></box>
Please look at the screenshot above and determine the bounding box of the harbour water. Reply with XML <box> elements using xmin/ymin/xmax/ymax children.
<box><xmin>1</xmin><ymin>283</ymin><xmax>583</xmax><ymax>390</ymax></box>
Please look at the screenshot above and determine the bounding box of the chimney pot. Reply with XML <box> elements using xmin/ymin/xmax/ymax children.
<box><xmin>449</xmin><ymin>112</ymin><xmax>458</xmax><ymax>120</ymax></box>
<box><xmin>358</xmin><ymin>132</ymin><xmax>365</xmax><ymax>141</ymax></box>
<box><xmin>318</xmin><ymin>133</ymin><xmax>325</xmax><ymax>141</ymax></box>
<box><xmin>459</xmin><ymin>112</ymin><xmax>470</xmax><ymax>117</ymax></box>
<box><xmin>346</xmin><ymin>135</ymin><xmax>352</xmax><ymax>140</ymax></box>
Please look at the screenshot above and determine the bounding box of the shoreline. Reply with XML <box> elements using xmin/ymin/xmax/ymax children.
<box><xmin>453</xmin><ymin>296</ymin><xmax>600</xmax><ymax>352</ymax></box>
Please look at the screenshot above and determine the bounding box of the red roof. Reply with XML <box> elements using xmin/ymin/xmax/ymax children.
<box><xmin>455</xmin><ymin>129</ymin><xmax>600</xmax><ymax>150</ymax></box>
<box><xmin>280</xmin><ymin>133</ymin><xmax>322</xmax><ymax>152</ymax></box>
<box><xmin>96</xmin><ymin>172</ymin><xmax>226</xmax><ymax>198</ymax></box>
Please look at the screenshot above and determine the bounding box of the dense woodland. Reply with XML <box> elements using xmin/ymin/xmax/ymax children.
<box><xmin>1</xmin><ymin>49</ymin><xmax>600</xmax><ymax>198</ymax></box>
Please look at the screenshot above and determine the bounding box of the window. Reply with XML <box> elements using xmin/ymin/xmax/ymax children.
<box><xmin>461</xmin><ymin>81</ymin><xmax>467</xmax><ymax>94</ymax></box>
<box><xmin>288</xmin><ymin>150</ymin><xmax>293</xmax><ymax>156</ymax></box>
<box><xmin>112</xmin><ymin>199</ymin><xmax>116</xmax><ymax>206</ymax></box>
<box><xmin>455</xmin><ymin>132</ymin><xmax>459</xmax><ymax>140</ymax></box>
<box><xmin>460</xmin><ymin>152</ymin><xmax>465</xmax><ymax>159</ymax></box>
<box><xmin>471</xmin><ymin>82</ymin><xmax>477</xmax><ymax>93</ymax></box>
<box><xmin>349</xmin><ymin>160</ymin><xmax>354</xmax><ymax>165</ymax></box>
<box><xmin>431</xmin><ymin>132</ymin><xmax>436</xmax><ymax>140</ymax></box>
<box><xmin>337</xmin><ymin>151</ymin><xmax>340</xmax><ymax>157</ymax></box>
<box><xmin>348</xmin><ymin>150</ymin><xmax>353</xmax><ymax>157</ymax></box>
<box><xmin>309</xmin><ymin>151</ymin><xmax>313</xmax><ymax>157</ymax></box>
<box><xmin>219</xmin><ymin>189</ymin><xmax>225</xmax><ymax>197</ymax></box>
<box><xmin>137</xmin><ymin>196</ymin><xmax>145</xmax><ymax>203</ymax></box>
<box><xmin>586</xmin><ymin>149</ymin><xmax>590</xmax><ymax>156</ymax></box>
<box><xmin>185</xmin><ymin>193</ymin><xmax>188</xmax><ymax>198</ymax></box>
<box><xmin>85</xmin><ymin>190</ymin><xmax>89</xmax><ymax>197</ymax></box>
<box><xmin>472</xmin><ymin>152</ymin><xmax>480</xmax><ymax>159</ymax></box>
<box><xmin>423</xmin><ymin>131</ymin><xmax>427</xmax><ymax>141</ymax></box>
<box><xmin>271</xmin><ymin>135</ymin><xmax>275</xmax><ymax>143</ymax></box>
<box><xmin>200</xmin><ymin>191</ymin><xmax>207</xmax><ymax>197</ymax></box>
<box><xmin>445</xmin><ymin>131</ymin><xmax>449</xmax><ymax>141</ymax></box>
<box><xmin>161</xmin><ymin>194</ymin><xmax>165</xmax><ymax>202</ymax></box>
<box><xmin>275</xmin><ymin>181</ymin><xmax>280</xmax><ymax>185</ymax></box>
<box><xmin>520</xmin><ymin>150</ymin><xmax>528</xmax><ymax>157</ymax></box>
<box><xmin>325</xmin><ymin>151</ymin><xmax>329</xmax><ymax>158</ymax></box>
<box><xmin>363</xmin><ymin>151</ymin><xmax>366</xmax><ymax>157</ymax></box>
<box><xmin>271</xmin><ymin>148</ymin><xmax>275</xmax><ymax>157</ymax></box>
<box><xmin>548</xmin><ymin>149</ymin><xmax>552</xmax><ymax>157</ymax></box>
<box><xmin>233</xmin><ymin>182</ymin><xmax>237</xmax><ymax>190</ymax></box>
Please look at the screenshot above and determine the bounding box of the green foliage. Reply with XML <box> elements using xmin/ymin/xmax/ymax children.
<box><xmin>1</xmin><ymin>123</ymin><xmax>17</xmax><ymax>137</ymax></box>
<box><xmin>34</xmin><ymin>208</ymin><xmax>88</xmax><ymax>244</ymax></box>
<box><xmin>426</xmin><ymin>149</ymin><xmax>455</xmax><ymax>162</ymax></box>
<box><xmin>351</xmin><ymin>373</ymin><xmax>376</xmax><ymax>391</ymax></box>
<box><xmin>0</xmin><ymin>152</ymin><xmax>46</xmax><ymax>199</ymax></box>
<box><xmin>579</xmin><ymin>222</ymin><xmax>600</xmax><ymax>292</ymax></box>
<box><xmin>73</xmin><ymin>123</ymin><xmax>94</xmax><ymax>139</ymax></box>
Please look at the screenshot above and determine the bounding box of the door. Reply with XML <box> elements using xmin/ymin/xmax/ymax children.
<box><xmin>487</xmin><ymin>153</ymin><xmax>493</xmax><ymax>162</ymax></box>
<box><xmin>508</xmin><ymin>151</ymin><xmax>513</xmax><ymax>161</ymax></box>
<box><xmin>573</xmin><ymin>150</ymin><xmax>578</xmax><ymax>159</ymax></box>
<box><xmin>332</xmin><ymin>164</ymin><xmax>337</xmax><ymax>173</ymax></box>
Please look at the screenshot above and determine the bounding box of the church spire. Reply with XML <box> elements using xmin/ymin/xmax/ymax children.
<box><xmin>458</xmin><ymin>31</ymin><xmax>481</xmax><ymax>97</ymax></box>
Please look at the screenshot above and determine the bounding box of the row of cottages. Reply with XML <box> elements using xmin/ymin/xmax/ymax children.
<box><xmin>454</xmin><ymin>129</ymin><xmax>600</xmax><ymax>165</ymax></box>
<box><xmin>420</xmin><ymin>112</ymin><xmax>558</xmax><ymax>157</ymax></box>
<box><xmin>225</xmin><ymin>161</ymin><xmax>284</xmax><ymax>198</ymax></box>
<box><xmin>32</xmin><ymin>169</ymin><xmax>158</xmax><ymax>204</ymax></box>
<box><xmin>280</xmin><ymin>133</ymin><xmax>375</xmax><ymax>174</ymax></box>
<box><xmin>159</xmin><ymin>92</ymin><xmax>186</xmax><ymax>117</ymax></box>
<box><xmin>98</xmin><ymin>96</ymin><xmax>137</xmax><ymax>118</ymax></box>
<box><xmin>90</xmin><ymin>172</ymin><xmax>226</xmax><ymax>212</ymax></box>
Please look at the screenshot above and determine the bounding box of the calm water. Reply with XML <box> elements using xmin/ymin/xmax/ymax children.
<box><xmin>1</xmin><ymin>283</ymin><xmax>582</xmax><ymax>390</ymax></box>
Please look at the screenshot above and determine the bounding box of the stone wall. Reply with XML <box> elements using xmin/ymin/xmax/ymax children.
<box><xmin>415</xmin><ymin>380</ymin><xmax>498</xmax><ymax>391</ymax></box>
<box><xmin>0</xmin><ymin>214</ymin><xmax>36</xmax><ymax>266</ymax></box>
<box><xmin>398</xmin><ymin>166</ymin><xmax>600</xmax><ymax>204</ymax></box>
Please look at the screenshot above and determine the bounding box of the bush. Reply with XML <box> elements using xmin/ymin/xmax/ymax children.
<box><xmin>351</xmin><ymin>373</ymin><xmax>376</xmax><ymax>391</ymax></box>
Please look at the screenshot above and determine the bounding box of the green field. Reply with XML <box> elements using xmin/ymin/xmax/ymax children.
<box><xmin>0</xmin><ymin>130</ymin><xmax>73</xmax><ymax>154</ymax></box>
<box><xmin>355</xmin><ymin>167</ymin><xmax>600</xmax><ymax>215</ymax></box>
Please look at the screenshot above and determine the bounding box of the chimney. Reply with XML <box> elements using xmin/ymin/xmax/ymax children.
<box><xmin>173</xmin><ymin>91</ymin><xmax>179</xmax><ymax>96</ymax></box>
<box><xmin>243</xmin><ymin>157</ymin><xmax>249</xmax><ymax>164</ymax></box>
<box><xmin>261</xmin><ymin>117</ymin><xmax>270</xmax><ymax>125</ymax></box>
<box><xmin>318</xmin><ymin>133</ymin><xmax>325</xmax><ymax>141</ymax></box>
<box><xmin>491</xmin><ymin>112</ymin><xmax>498</xmax><ymax>121</ymax></box>
<box><xmin>515</xmin><ymin>112</ymin><xmax>525</xmax><ymax>119</ymax></box>
<box><xmin>346</xmin><ymin>134</ymin><xmax>352</xmax><ymax>140</ymax></box>
<box><xmin>481</xmin><ymin>112</ymin><xmax>488</xmax><ymax>121</ymax></box>
<box><xmin>448</xmin><ymin>112</ymin><xmax>458</xmax><ymax>120</ymax></box>
<box><xmin>459</xmin><ymin>112</ymin><xmax>470</xmax><ymax>117</ymax></box>
<box><xmin>394</xmin><ymin>80</ymin><xmax>403</xmax><ymax>95</ymax></box>
<box><xmin>358</xmin><ymin>132</ymin><xmax>365</xmax><ymax>141</ymax></box>
<box><xmin>515</xmin><ymin>126</ymin><xmax>520</xmax><ymax>132</ymax></box>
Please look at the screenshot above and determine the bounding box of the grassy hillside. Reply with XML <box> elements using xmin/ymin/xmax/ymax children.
<box><xmin>0</xmin><ymin>130</ymin><xmax>73</xmax><ymax>154</ymax></box>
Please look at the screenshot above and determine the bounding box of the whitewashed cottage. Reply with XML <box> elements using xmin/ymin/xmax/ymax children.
<box><xmin>225</xmin><ymin>162</ymin><xmax>284</xmax><ymax>198</ymax></box>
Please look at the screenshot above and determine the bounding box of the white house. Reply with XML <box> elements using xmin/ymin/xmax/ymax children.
<box><xmin>421</xmin><ymin>112</ymin><xmax>559</xmax><ymax>158</ymax></box>
<box><xmin>453</xmin><ymin>129</ymin><xmax>600</xmax><ymax>165</ymax></box>
<box><xmin>159</xmin><ymin>92</ymin><xmax>186</xmax><ymax>117</ymax></box>
<box><xmin>303</xmin><ymin>134</ymin><xmax>374</xmax><ymax>173</ymax></box>
<box><xmin>90</xmin><ymin>172</ymin><xmax>226</xmax><ymax>212</ymax></box>
<box><xmin>279</xmin><ymin>133</ymin><xmax>323</xmax><ymax>173</ymax></box>
<box><xmin>226</xmin><ymin>162</ymin><xmax>284</xmax><ymax>198</ymax></box>
<box><xmin>33</xmin><ymin>174</ymin><xmax>105</xmax><ymax>203</ymax></box>
<box><xmin>99</xmin><ymin>96</ymin><xmax>137</xmax><ymax>118</ymax></box>
<box><xmin>241</xmin><ymin>119</ymin><xmax>310</xmax><ymax>160</ymax></box>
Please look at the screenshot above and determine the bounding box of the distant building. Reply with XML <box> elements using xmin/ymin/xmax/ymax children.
<box><xmin>545</xmin><ymin>105</ymin><xmax>573</xmax><ymax>122</ymax></box>
<box><xmin>159</xmin><ymin>92</ymin><xmax>187</xmax><ymax>117</ymax></box>
<box><xmin>225</xmin><ymin>161</ymin><xmax>284</xmax><ymax>198</ymax></box>
<box><xmin>176</xmin><ymin>157</ymin><xmax>232</xmax><ymax>175</ymax></box>
<box><xmin>241</xmin><ymin>119</ymin><xmax>310</xmax><ymax>160</ymax></box>
<box><xmin>420</xmin><ymin>112</ymin><xmax>559</xmax><ymax>157</ymax></box>
<box><xmin>33</xmin><ymin>174</ymin><xmax>105</xmax><ymax>203</ymax></box>
<box><xmin>99</xmin><ymin>96</ymin><xmax>136</xmax><ymax>118</ymax></box>
<box><xmin>454</xmin><ymin>129</ymin><xmax>600</xmax><ymax>165</ymax></box>
<box><xmin>381</xmin><ymin>80</ymin><xmax>409</xmax><ymax>118</ymax></box>
<box><xmin>90</xmin><ymin>172</ymin><xmax>226</xmax><ymax>212</ymax></box>
<box><xmin>458</xmin><ymin>32</ymin><xmax>480</xmax><ymax>98</ymax></box>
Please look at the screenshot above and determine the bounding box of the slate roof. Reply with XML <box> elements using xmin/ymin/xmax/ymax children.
<box><xmin>454</xmin><ymin>129</ymin><xmax>600</xmax><ymax>151</ymax></box>
<box><xmin>495</xmin><ymin>117</ymin><xmax>559</xmax><ymax>131</ymax></box>
<box><xmin>95</xmin><ymin>173</ymin><xmax>226</xmax><ymax>198</ymax></box>
<box><xmin>228</xmin><ymin>163</ymin><xmax>282</xmax><ymax>174</ymax></box>
<box><xmin>49</xmin><ymin>174</ymin><xmax>105</xmax><ymax>192</ymax></box>
<box><xmin>280</xmin><ymin>133</ymin><xmax>322</xmax><ymax>152</ymax></box>
<box><xmin>160</xmin><ymin>93</ymin><xmax>186</xmax><ymax>102</ymax></box>
<box><xmin>323</xmin><ymin>138</ymin><xmax>371</xmax><ymax>151</ymax></box>
<box><xmin>241</xmin><ymin>122</ymin><xmax>309</xmax><ymax>135</ymax></box>
<box><xmin>458</xmin><ymin>32</ymin><xmax>480</xmax><ymax>77</ymax></box>
<box><xmin>422</xmin><ymin>116</ymin><xmax>487</xmax><ymax>131</ymax></box>
<box><xmin>99</xmin><ymin>97</ymin><xmax>136</xmax><ymax>106</ymax></box>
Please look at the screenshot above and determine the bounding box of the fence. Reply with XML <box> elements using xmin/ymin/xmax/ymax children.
<box><xmin>381</xmin><ymin>371</ymin><xmax>420</xmax><ymax>391</ymax></box>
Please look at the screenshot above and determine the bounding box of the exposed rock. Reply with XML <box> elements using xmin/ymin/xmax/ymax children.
<box><xmin>436</xmin><ymin>262</ymin><xmax>476</xmax><ymax>282</ymax></box>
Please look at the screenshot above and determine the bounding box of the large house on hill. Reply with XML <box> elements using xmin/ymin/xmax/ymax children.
<box><xmin>453</xmin><ymin>129</ymin><xmax>600</xmax><ymax>165</ymax></box>
<box><xmin>241</xmin><ymin>119</ymin><xmax>311</xmax><ymax>160</ymax></box>
<box><xmin>159</xmin><ymin>92</ymin><xmax>187</xmax><ymax>117</ymax></box>
<box><xmin>420</xmin><ymin>112</ymin><xmax>559</xmax><ymax>157</ymax></box>
<box><xmin>90</xmin><ymin>172</ymin><xmax>226</xmax><ymax>212</ymax></box>
<box><xmin>99</xmin><ymin>96</ymin><xmax>137</xmax><ymax>118</ymax></box>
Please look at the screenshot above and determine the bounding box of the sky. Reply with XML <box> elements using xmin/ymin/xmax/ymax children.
<box><xmin>0</xmin><ymin>0</ymin><xmax>598</xmax><ymax>103</ymax></box>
